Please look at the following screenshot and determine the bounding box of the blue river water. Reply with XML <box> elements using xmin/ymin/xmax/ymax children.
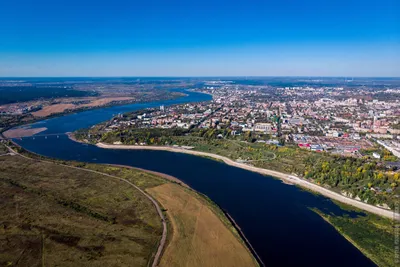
<box><xmin>14</xmin><ymin>91</ymin><xmax>375</xmax><ymax>267</ymax></box>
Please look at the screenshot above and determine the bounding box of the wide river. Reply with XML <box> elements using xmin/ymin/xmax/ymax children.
<box><xmin>14</xmin><ymin>91</ymin><xmax>375</xmax><ymax>266</ymax></box>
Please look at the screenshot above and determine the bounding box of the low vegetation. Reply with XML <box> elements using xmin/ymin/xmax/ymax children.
<box><xmin>360</xmin><ymin>146</ymin><xmax>399</xmax><ymax>162</ymax></box>
<box><xmin>0</xmin><ymin>153</ymin><xmax>164</xmax><ymax>267</ymax></box>
<box><xmin>0</xmin><ymin>143</ymin><xmax>256</xmax><ymax>266</ymax></box>
<box><xmin>0</xmin><ymin>144</ymin><xmax>8</xmax><ymax>155</ymax></box>
<box><xmin>313</xmin><ymin>204</ymin><xmax>397</xmax><ymax>267</ymax></box>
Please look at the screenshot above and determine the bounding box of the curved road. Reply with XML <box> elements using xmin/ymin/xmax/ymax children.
<box><xmin>4</xmin><ymin>143</ymin><xmax>167</xmax><ymax>267</ymax></box>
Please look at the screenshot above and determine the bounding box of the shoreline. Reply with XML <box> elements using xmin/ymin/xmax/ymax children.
<box><xmin>315</xmin><ymin>211</ymin><xmax>379</xmax><ymax>266</ymax></box>
<box><xmin>96</xmin><ymin>142</ymin><xmax>399</xmax><ymax>220</ymax></box>
<box><xmin>107</xmin><ymin>163</ymin><xmax>262</xmax><ymax>265</ymax></box>
<box><xmin>0</xmin><ymin>91</ymin><xmax>191</xmax><ymax>136</ymax></box>
<box><xmin>3</xmin><ymin>126</ymin><xmax>48</xmax><ymax>138</ymax></box>
<box><xmin>4</xmin><ymin>141</ymin><xmax>259</xmax><ymax>266</ymax></box>
<box><xmin>223</xmin><ymin>211</ymin><xmax>265</xmax><ymax>267</ymax></box>
<box><xmin>105</xmin><ymin>163</ymin><xmax>191</xmax><ymax>188</ymax></box>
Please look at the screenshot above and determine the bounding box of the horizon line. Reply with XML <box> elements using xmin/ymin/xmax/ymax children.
<box><xmin>0</xmin><ymin>75</ymin><xmax>399</xmax><ymax>79</ymax></box>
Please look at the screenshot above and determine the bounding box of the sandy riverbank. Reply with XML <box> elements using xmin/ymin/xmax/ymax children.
<box><xmin>3</xmin><ymin>127</ymin><xmax>47</xmax><ymax>138</ymax></box>
<box><xmin>32</xmin><ymin>97</ymin><xmax>135</xmax><ymax>117</ymax></box>
<box><xmin>96</xmin><ymin>142</ymin><xmax>399</xmax><ymax>220</ymax></box>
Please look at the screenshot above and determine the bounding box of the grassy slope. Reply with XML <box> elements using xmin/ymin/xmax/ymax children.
<box><xmin>0</xmin><ymin>144</ymin><xmax>257</xmax><ymax>267</ymax></box>
<box><xmin>147</xmin><ymin>183</ymin><xmax>258</xmax><ymax>267</ymax></box>
<box><xmin>0</xmin><ymin>154</ymin><xmax>164</xmax><ymax>267</ymax></box>
<box><xmin>313</xmin><ymin>204</ymin><xmax>397</xmax><ymax>267</ymax></box>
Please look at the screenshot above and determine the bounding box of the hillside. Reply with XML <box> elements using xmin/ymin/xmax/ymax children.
<box><xmin>0</xmin><ymin>144</ymin><xmax>257</xmax><ymax>267</ymax></box>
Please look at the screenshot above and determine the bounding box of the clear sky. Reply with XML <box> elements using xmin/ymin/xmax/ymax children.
<box><xmin>0</xmin><ymin>0</ymin><xmax>399</xmax><ymax>77</ymax></box>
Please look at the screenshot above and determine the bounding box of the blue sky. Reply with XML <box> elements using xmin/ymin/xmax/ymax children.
<box><xmin>0</xmin><ymin>0</ymin><xmax>399</xmax><ymax>77</ymax></box>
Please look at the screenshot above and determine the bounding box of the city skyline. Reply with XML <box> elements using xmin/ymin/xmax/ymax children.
<box><xmin>0</xmin><ymin>0</ymin><xmax>399</xmax><ymax>77</ymax></box>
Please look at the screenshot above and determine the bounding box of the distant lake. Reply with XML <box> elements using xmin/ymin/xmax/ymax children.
<box><xmin>14</xmin><ymin>90</ymin><xmax>375</xmax><ymax>267</ymax></box>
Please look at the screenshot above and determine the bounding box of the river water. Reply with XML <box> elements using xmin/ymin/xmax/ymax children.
<box><xmin>14</xmin><ymin>91</ymin><xmax>375</xmax><ymax>267</ymax></box>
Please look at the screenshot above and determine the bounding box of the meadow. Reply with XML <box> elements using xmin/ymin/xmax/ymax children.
<box><xmin>0</xmin><ymin>143</ymin><xmax>256</xmax><ymax>266</ymax></box>
<box><xmin>314</xmin><ymin>204</ymin><xmax>396</xmax><ymax>267</ymax></box>
<box><xmin>0</xmin><ymin>151</ymin><xmax>165</xmax><ymax>266</ymax></box>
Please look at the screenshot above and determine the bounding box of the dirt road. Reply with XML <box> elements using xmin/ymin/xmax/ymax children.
<box><xmin>4</xmin><ymin>143</ymin><xmax>167</xmax><ymax>267</ymax></box>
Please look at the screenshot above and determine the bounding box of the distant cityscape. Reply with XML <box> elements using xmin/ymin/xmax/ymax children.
<box><xmin>100</xmin><ymin>79</ymin><xmax>400</xmax><ymax>161</ymax></box>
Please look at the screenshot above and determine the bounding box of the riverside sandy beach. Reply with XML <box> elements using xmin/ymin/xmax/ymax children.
<box><xmin>96</xmin><ymin>142</ymin><xmax>399</xmax><ymax>220</ymax></box>
<box><xmin>3</xmin><ymin>126</ymin><xmax>47</xmax><ymax>138</ymax></box>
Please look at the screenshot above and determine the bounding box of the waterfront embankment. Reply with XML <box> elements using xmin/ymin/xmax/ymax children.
<box><xmin>96</xmin><ymin>142</ymin><xmax>399</xmax><ymax>220</ymax></box>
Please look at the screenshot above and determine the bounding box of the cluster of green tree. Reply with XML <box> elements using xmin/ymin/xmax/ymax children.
<box><xmin>95</xmin><ymin>127</ymin><xmax>251</xmax><ymax>145</ymax></box>
<box><xmin>360</xmin><ymin>147</ymin><xmax>398</xmax><ymax>162</ymax></box>
<box><xmin>99</xmin><ymin>128</ymin><xmax>189</xmax><ymax>145</ymax></box>
<box><xmin>315</xmin><ymin>208</ymin><xmax>395</xmax><ymax>267</ymax></box>
<box><xmin>0</xmin><ymin>114</ymin><xmax>33</xmax><ymax>129</ymax></box>
<box><xmin>122</xmin><ymin>108</ymin><xmax>157</xmax><ymax>120</ymax></box>
<box><xmin>304</xmin><ymin>155</ymin><xmax>399</xmax><ymax>208</ymax></box>
<box><xmin>190</xmin><ymin>128</ymin><xmax>278</xmax><ymax>143</ymax></box>
<box><xmin>191</xmin><ymin>128</ymin><xmax>232</xmax><ymax>139</ymax></box>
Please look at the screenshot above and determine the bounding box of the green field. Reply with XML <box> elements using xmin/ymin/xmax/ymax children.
<box><xmin>313</xmin><ymin>204</ymin><xmax>397</xmax><ymax>267</ymax></box>
<box><xmin>0</xmin><ymin>152</ymin><xmax>165</xmax><ymax>267</ymax></box>
<box><xmin>0</xmin><ymin>142</ymin><xmax>259</xmax><ymax>266</ymax></box>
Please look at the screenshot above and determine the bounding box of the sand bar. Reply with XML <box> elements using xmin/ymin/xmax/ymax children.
<box><xmin>3</xmin><ymin>127</ymin><xmax>47</xmax><ymax>138</ymax></box>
